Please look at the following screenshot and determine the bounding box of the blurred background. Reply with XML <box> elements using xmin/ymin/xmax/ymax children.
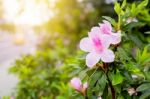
<box><xmin>0</xmin><ymin>0</ymin><xmax>149</xmax><ymax>98</ymax></box>
<box><xmin>0</xmin><ymin>0</ymin><xmax>115</xmax><ymax>96</ymax></box>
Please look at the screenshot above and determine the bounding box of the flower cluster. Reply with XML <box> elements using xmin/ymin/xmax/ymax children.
<box><xmin>79</xmin><ymin>20</ymin><xmax>121</xmax><ymax>68</ymax></box>
<box><xmin>70</xmin><ymin>77</ymin><xmax>88</xmax><ymax>94</ymax></box>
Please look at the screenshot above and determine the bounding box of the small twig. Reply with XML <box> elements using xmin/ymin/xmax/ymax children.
<box><xmin>99</xmin><ymin>63</ymin><xmax>116</xmax><ymax>99</ymax></box>
<box><xmin>84</xmin><ymin>94</ymin><xmax>88</xmax><ymax>99</ymax></box>
<box><xmin>106</xmin><ymin>69</ymin><xmax>116</xmax><ymax>99</ymax></box>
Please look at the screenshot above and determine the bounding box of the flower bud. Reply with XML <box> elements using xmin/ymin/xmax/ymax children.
<box><xmin>70</xmin><ymin>77</ymin><xmax>88</xmax><ymax>95</ymax></box>
<box><xmin>70</xmin><ymin>77</ymin><xmax>82</xmax><ymax>92</ymax></box>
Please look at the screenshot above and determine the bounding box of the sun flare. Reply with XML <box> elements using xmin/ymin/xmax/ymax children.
<box><xmin>2</xmin><ymin>0</ymin><xmax>55</xmax><ymax>26</ymax></box>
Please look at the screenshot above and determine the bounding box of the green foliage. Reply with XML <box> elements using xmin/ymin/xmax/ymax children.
<box><xmin>112</xmin><ymin>70</ymin><xmax>124</xmax><ymax>85</ymax></box>
<box><xmin>9</xmin><ymin>50</ymin><xmax>83</xmax><ymax>99</ymax></box>
<box><xmin>114</xmin><ymin>2</ymin><xmax>122</xmax><ymax>15</ymax></box>
<box><xmin>136</xmin><ymin>83</ymin><xmax>150</xmax><ymax>92</ymax></box>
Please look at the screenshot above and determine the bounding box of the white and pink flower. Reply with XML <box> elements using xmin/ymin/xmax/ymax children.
<box><xmin>79</xmin><ymin>20</ymin><xmax>121</xmax><ymax>68</ymax></box>
<box><xmin>99</xmin><ymin>20</ymin><xmax>121</xmax><ymax>45</ymax></box>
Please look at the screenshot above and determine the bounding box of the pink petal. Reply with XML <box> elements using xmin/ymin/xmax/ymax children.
<box><xmin>88</xmin><ymin>27</ymin><xmax>101</xmax><ymax>40</ymax></box>
<box><xmin>79</xmin><ymin>37</ymin><xmax>93</xmax><ymax>52</ymax></box>
<box><xmin>83</xmin><ymin>82</ymin><xmax>88</xmax><ymax>89</ymax></box>
<box><xmin>70</xmin><ymin>77</ymin><xmax>82</xmax><ymax>91</ymax></box>
<box><xmin>101</xmin><ymin>35</ymin><xmax>111</xmax><ymax>49</ymax></box>
<box><xmin>101</xmin><ymin>49</ymin><xmax>115</xmax><ymax>63</ymax></box>
<box><xmin>110</xmin><ymin>31</ymin><xmax>121</xmax><ymax>44</ymax></box>
<box><xmin>86</xmin><ymin>52</ymin><xmax>100</xmax><ymax>68</ymax></box>
<box><xmin>103</xmin><ymin>20</ymin><xmax>112</xmax><ymax>30</ymax></box>
<box><xmin>99</xmin><ymin>20</ymin><xmax>112</xmax><ymax>34</ymax></box>
<box><xmin>89</xmin><ymin>27</ymin><xmax>111</xmax><ymax>49</ymax></box>
<box><xmin>91</xmin><ymin>27</ymin><xmax>100</xmax><ymax>34</ymax></box>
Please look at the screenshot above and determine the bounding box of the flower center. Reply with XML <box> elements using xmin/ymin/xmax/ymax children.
<box><xmin>92</xmin><ymin>38</ymin><xmax>103</xmax><ymax>53</ymax></box>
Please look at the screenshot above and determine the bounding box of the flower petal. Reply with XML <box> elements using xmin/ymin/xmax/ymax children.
<box><xmin>88</xmin><ymin>26</ymin><xmax>101</xmax><ymax>40</ymax></box>
<box><xmin>70</xmin><ymin>77</ymin><xmax>82</xmax><ymax>91</ymax></box>
<box><xmin>103</xmin><ymin>20</ymin><xmax>112</xmax><ymax>30</ymax></box>
<box><xmin>91</xmin><ymin>26</ymin><xmax>100</xmax><ymax>34</ymax></box>
<box><xmin>101</xmin><ymin>35</ymin><xmax>111</xmax><ymax>49</ymax></box>
<box><xmin>99</xmin><ymin>20</ymin><xmax>112</xmax><ymax>34</ymax></box>
<box><xmin>110</xmin><ymin>32</ymin><xmax>121</xmax><ymax>44</ymax></box>
<box><xmin>101</xmin><ymin>49</ymin><xmax>115</xmax><ymax>63</ymax></box>
<box><xmin>86</xmin><ymin>52</ymin><xmax>100</xmax><ymax>68</ymax></box>
<box><xmin>89</xmin><ymin>26</ymin><xmax>111</xmax><ymax>49</ymax></box>
<box><xmin>79</xmin><ymin>37</ymin><xmax>93</xmax><ymax>52</ymax></box>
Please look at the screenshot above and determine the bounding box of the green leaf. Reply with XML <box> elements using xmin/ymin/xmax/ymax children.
<box><xmin>144</xmin><ymin>72</ymin><xmax>150</xmax><ymax>81</ymax></box>
<box><xmin>128</xmin><ymin>34</ymin><xmax>144</xmax><ymax>48</ymax></box>
<box><xmin>121</xmin><ymin>0</ymin><xmax>126</xmax><ymax>9</ymax></box>
<box><xmin>117</xmin><ymin>95</ymin><xmax>124</xmax><ymax>99</ymax></box>
<box><xmin>137</xmin><ymin>0</ymin><xmax>148</xmax><ymax>9</ymax></box>
<box><xmin>139</xmin><ymin>89</ymin><xmax>150</xmax><ymax>99</ymax></box>
<box><xmin>136</xmin><ymin>83</ymin><xmax>150</xmax><ymax>92</ymax></box>
<box><xmin>131</xmin><ymin>3</ymin><xmax>136</xmax><ymax>15</ymax></box>
<box><xmin>136</xmin><ymin>46</ymin><xmax>150</xmax><ymax>65</ymax></box>
<box><xmin>98</xmin><ymin>75</ymin><xmax>107</xmax><ymax>95</ymax></box>
<box><xmin>88</xmin><ymin>70</ymin><xmax>103</xmax><ymax>87</ymax></box>
<box><xmin>114</xmin><ymin>2</ymin><xmax>121</xmax><ymax>15</ymax></box>
<box><xmin>102</xmin><ymin>16</ymin><xmax>116</xmax><ymax>26</ymax></box>
<box><xmin>112</xmin><ymin>70</ymin><xmax>124</xmax><ymax>85</ymax></box>
<box><xmin>124</xmin><ymin>22</ymin><xmax>145</xmax><ymax>30</ymax></box>
<box><xmin>117</xmin><ymin>47</ymin><xmax>130</xmax><ymax>61</ymax></box>
<box><xmin>140</xmin><ymin>46</ymin><xmax>150</xmax><ymax>63</ymax></box>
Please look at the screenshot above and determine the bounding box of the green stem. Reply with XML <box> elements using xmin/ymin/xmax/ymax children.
<box><xmin>118</xmin><ymin>14</ymin><xmax>121</xmax><ymax>30</ymax></box>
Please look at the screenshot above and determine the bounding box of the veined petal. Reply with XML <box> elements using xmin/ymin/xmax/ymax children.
<box><xmin>110</xmin><ymin>32</ymin><xmax>121</xmax><ymax>44</ymax></box>
<box><xmin>79</xmin><ymin>37</ymin><xmax>93</xmax><ymax>52</ymax></box>
<box><xmin>101</xmin><ymin>49</ymin><xmax>115</xmax><ymax>63</ymax></box>
<box><xmin>86</xmin><ymin>52</ymin><xmax>101</xmax><ymax>68</ymax></box>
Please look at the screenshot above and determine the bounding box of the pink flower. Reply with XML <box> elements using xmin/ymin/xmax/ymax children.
<box><xmin>99</xmin><ymin>20</ymin><xmax>121</xmax><ymax>44</ymax></box>
<box><xmin>70</xmin><ymin>77</ymin><xmax>88</xmax><ymax>93</ymax></box>
<box><xmin>80</xmin><ymin>27</ymin><xmax>115</xmax><ymax>68</ymax></box>
<box><xmin>70</xmin><ymin>77</ymin><xmax>82</xmax><ymax>91</ymax></box>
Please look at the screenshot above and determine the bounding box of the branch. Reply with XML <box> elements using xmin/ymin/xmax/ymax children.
<box><xmin>106</xmin><ymin>71</ymin><xmax>116</xmax><ymax>99</ymax></box>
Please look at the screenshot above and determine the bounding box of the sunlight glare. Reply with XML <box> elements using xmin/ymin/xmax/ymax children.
<box><xmin>2</xmin><ymin>0</ymin><xmax>55</xmax><ymax>26</ymax></box>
